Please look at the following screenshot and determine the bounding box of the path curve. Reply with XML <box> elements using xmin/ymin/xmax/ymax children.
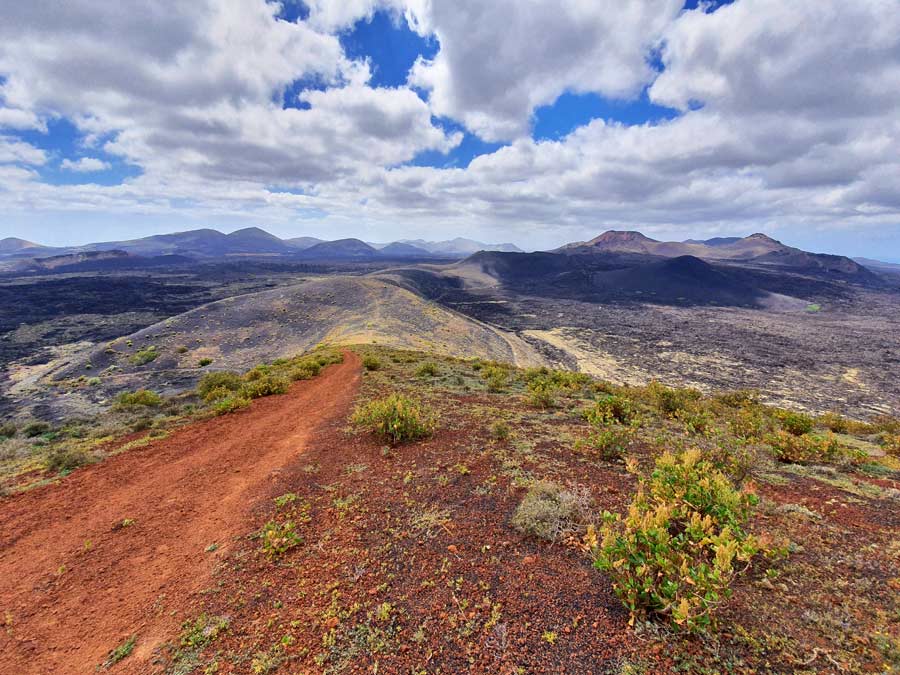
<box><xmin>0</xmin><ymin>351</ymin><xmax>361</xmax><ymax>674</ymax></box>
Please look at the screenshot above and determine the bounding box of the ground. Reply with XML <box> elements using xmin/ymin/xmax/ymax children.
<box><xmin>1</xmin><ymin>346</ymin><xmax>898</xmax><ymax>674</ymax></box>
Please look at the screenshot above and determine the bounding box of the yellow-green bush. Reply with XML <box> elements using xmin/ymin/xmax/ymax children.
<box><xmin>766</xmin><ymin>430</ymin><xmax>841</xmax><ymax>464</ymax></box>
<box><xmin>525</xmin><ymin>377</ymin><xmax>558</xmax><ymax>408</ymax></box>
<box><xmin>575</xmin><ymin>425</ymin><xmax>633</xmax><ymax>461</ymax></box>
<box><xmin>591</xmin><ymin>449</ymin><xmax>762</xmax><ymax>633</ymax></box>
<box><xmin>197</xmin><ymin>371</ymin><xmax>242</xmax><ymax>399</ymax></box>
<box><xmin>584</xmin><ymin>394</ymin><xmax>635</xmax><ymax>426</ymax></box>
<box><xmin>774</xmin><ymin>409</ymin><xmax>814</xmax><ymax>436</ymax></box>
<box><xmin>240</xmin><ymin>375</ymin><xmax>289</xmax><ymax>400</ymax></box>
<box><xmin>351</xmin><ymin>394</ymin><xmax>436</xmax><ymax>445</ymax></box>
<box><xmin>116</xmin><ymin>389</ymin><xmax>162</xmax><ymax>409</ymax></box>
<box><xmin>481</xmin><ymin>365</ymin><xmax>510</xmax><ymax>393</ymax></box>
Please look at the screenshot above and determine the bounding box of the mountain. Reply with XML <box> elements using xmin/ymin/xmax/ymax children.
<box><xmin>296</xmin><ymin>238</ymin><xmax>379</xmax><ymax>259</ymax></box>
<box><xmin>377</xmin><ymin>242</ymin><xmax>434</xmax><ymax>258</ymax></box>
<box><xmin>399</xmin><ymin>237</ymin><xmax>523</xmax><ymax>257</ymax></box>
<box><xmin>0</xmin><ymin>237</ymin><xmax>47</xmax><ymax>254</ymax></box>
<box><xmin>285</xmin><ymin>236</ymin><xmax>324</xmax><ymax>250</ymax></box>
<box><xmin>222</xmin><ymin>227</ymin><xmax>295</xmax><ymax>254</ymax></box>
<box><xmin>559</xmin><ymin>230</ymin><xmax>878</xmax><ymax>284</ymax></box>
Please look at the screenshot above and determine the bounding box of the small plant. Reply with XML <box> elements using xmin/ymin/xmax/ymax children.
<box><xmin>0</xmin><ymin>422</ymin><xmax>17</xmax><ymax>439</ymax></box>
<box><xmin>351</xmin><ymin>394</ymin><xmax>436</xmax><ymax>445</ymax></box>
<box><xmin>526</xmin><ymin>378</ymin><xmax>557</xmax><ymax>408</ymax></box>
<box><xmin>177</xmin><ymin>346</ymin><xmax>189</xmax><ymax>354</ymax></box>
<box><xmin>416</xmin><ymin>361</ymin><xmax>440</xmax><ymax>377</ymax></box>
<box><xmin>647</xmin><ymin>383</ymin><xmax>701</xmax><ymax>417</ymax></box>
<box><xmin>774</xmin><ymin>409</ymin><xmax>814</xmax><ymax>436</ymax></box>
<box><xmin>490</xmin><ymin>420</ymin><xmax>510</xmax><ymax>441</ymax></box>
<box><xmin>197</xmin><ymin>371</ymin><xmax>243</xmax><ymax>399</ymax></box>
<box><xmin>675</xmin><ymin>406</ymin><xmax>713</xmax><ymax>435</ymax></box>
<box><xmin>116</xmin><ymin>389</ymin><xmax>162</xmax><ymax>408</ymax></box>
<box><xmin>575</xmin><ymin>425</ymin><xmax>633</xmax><ymax>460</ymax></box>
<box><xmin>273</xmin><ymin>492</ymin><xmax>298</xmax><ymax>508</ymax></box>
<box><xmin>590</xmin><ymin>449</ymin><xmax>763</xmax><ymax>633</ymax></box>
<box><xmin>241</xmin><ymin>375</ymin><xmax>289</xmax><ymax>399</ymax></box>
<box><xmin>180</xmin><ymin>614</ymin><xmax>229</xmax><ymax>652</ymax></box>
<box><xmin>766</xmin><ymin>430</ymin><xmax>842</xmax><ymax>464</ymax></box>
<box><xmin>481</xmin><ymin>365</ymin><xmax>510</xmax><ymax>392</ymax></box>
<box><xmin>260</xmin><ymin>520</ymin><xmax>302</xmax><ymax>558</ymax></box>
<box><xmin>511</xmin><ymin>481</ymin><xmax>594</xmax><ymax>542</ymax></box>
<box><xmin>198</xmin><ymin>358</ymin><xmax>213</xmax><ymax>367</ymax></box>
<box><xmin>362</xmin><ymin>355</ymin><xmax>382</xmax><ymax>371</ymax></box>
<box><xmin>715</xmin><ymin>390</ymin><xmax>760</xmax><ymax>408</ymax></box>
<box><xmin>728</xmin><ymin>406</ymin><xmax>767</xmax><ymax>440</ymax></box>
<box><xmin>45</xmin><ymin>447</ymin><xmax>91</xmax><ymax>474</ymax></box>
<box><xmin>212</xmin><ymin>395</ymin><xmax>251</xmax><ymax>416</ymax></box>
<box><xmin>22</xmin><ymin>421</ymin><xmax>51</xmax><ymax>438</ymax></box>
<box><xmin>584</xmin><ymin>394</ymin><xmax>635</xmax><ymax>426</ymax></box>
<box><xmin>290</xmin><ymin>361</ymin><xmax>321</xmax><ymax>380</ymax></box>
<box><xmin>101</xmin><ymin>635</ymin><xmax>136</xmax><ymax>668</ymax></box>
<box><xmin>130</xmin><ymin>346</ymin><xmax>159</xmax><ymax>366</ymax></box>
<box><xmin>817</xmin><ymin>411</ymin><xmax>848</xmax><ymax>433</ymax></box>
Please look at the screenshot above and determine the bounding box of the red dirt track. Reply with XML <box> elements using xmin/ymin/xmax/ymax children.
<box><xmin>0</xmin><ymin>352</ymin><xmax>361</xmax><ymax>675</ymax></box>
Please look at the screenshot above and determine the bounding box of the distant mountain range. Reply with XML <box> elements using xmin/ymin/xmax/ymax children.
<box><xmin>0</xmin><ymin>227</ymin><xmax>522</xmax><ymax>265</ymax></box>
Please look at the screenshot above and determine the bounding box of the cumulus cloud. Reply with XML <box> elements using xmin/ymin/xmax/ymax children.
<box><xmin>60</xmin><ymin>157</ymin><xmax>111</xmax><ymax>172</ymax></box>
<box><xmin>0</xmin><ymin>0</ymin><xmax>899</xmax><ymax>250</ymax></box>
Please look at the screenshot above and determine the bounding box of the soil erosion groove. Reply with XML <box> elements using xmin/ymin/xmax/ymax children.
<box><xmin>0</xmin><ymin>351</ymin><xmax>362</xmax><ymax>674</ymax></box>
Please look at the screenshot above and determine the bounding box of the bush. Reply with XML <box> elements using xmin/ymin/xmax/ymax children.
<box><xmin>482</xmin><ymin>365</ymin><xmax>510</xmax><ymax>392</ymax></box>
<box><xmin>130</xmin><ymin>346</ymin><xmax>159</xmax><ymax>366</ymax></box>
<box><xmin>490</xmin><ymin>420</ymin><xmax>511</xmax><ymax>441</ymax></box>
<box><xmin>883</xmin><ymin>435</ymin><xmax>900</xmax><ymax>458</ymax></box>
<box><xmin>260</xmin><ymin>520</ymin><xmax>302</xmax><ymax>558</ymax></box>
<box><xmin>212</xmin><ymin>395</ymin><xmax>251</xmax><ymax>416</ymax></box>
<box><xmin>198</xmin><ymin>358</ymin><xmax>213</xmax><ymax>367</ymax></box>
<box><xmin>871</xmin><ymin>414</ymin><xmax>900</xmax><ymax>435</ymax></box>
<box><xmin>775</xmin><ymin>410</ymin><xmax>814</xmax><ymax>436</ymax></box>
<box><xmin>351</xmin><ymin>394</ymin><xmax>436</xmax><ymax>445</ymax></box>
<box><xmin>591</xmin><ymin>449</ymin><xmax>762</xmax><ymax>632</ymax></box>
<box><xmin>766</xmin><ymin>430</ymin><xmax>842</xmax><ymax>464</ymax></box>
<box><xmin>362</xmin><ymin>355</ymin><xmax>382</xmax><ymax>371</ymax></box>
<box><xmin>575</xmin><ymin>425</ymin><xmax>633</xmax><ymax>461</ymax></box>
<box><xmin>817</xmin><ymin>412</ymin><xmax>848</xmax><ymax>434</ymax></box>
<box><xmin>584</xmin><ymin>395</ymin><xmax>634</xmax><ymax>426</ymax></box>
<box><xmin>526</xmin><ymin>378</ymin><xmax>557</xmax><ymax>408</ymax></box>
<box><xmin>648</xmin><ymin>383</ymin><xmax>701</xmax><ymax>417</ymax></box>
<box><xmin>116</xmin><ymin>390</ymin><xmax>162</xmax><ymax>408</ymax></box>
<box><xmin>715</xmin><ymin>390</ymin><xmax>761</xmax><ymax>408</ymax></box>
<box><xmin>197</xmin><ymin>371</ymin><xmax>243</xmax><ymax>399</ymax></box>
<box><xmin>290</xmin><ymin>361</ymin><xmax>321</xmax><ymax>380</ymax></box>
<box><xmin>45</xmin><ymin>447</ymin><xmax>91</xmax><ymax>473</ymax></box>
<box><xmin>511</xmin><ymin>481</ymin><xmax>594</xmax><ymax>542</ymax></box>
<box><xmin>728</xmin><ymin>406</ymin><xmax>767</xmax><ymax>440</ymax></box>
<box><xmin>416</xmin><ymin>362</ymin><xmax>440</xmax><ymax>378</ymax></box>
<box><xmin>22</xmin><ymin>421</ymin><xmax>51</xmax><ymax>438</ymax></box>
<box><xmin>0</xmin><ymin>422</ymin><xmax>16</xmax><ymax>439</ymax></box>
<box><xmin>675</xmin><ymin>406</ymin><xmax>713</xmax><ymax>435</ymax></box>
<box><xmin>240</xmin><ymin>375</ymin><xmax>289</xmax><ymax>400</ymax></box>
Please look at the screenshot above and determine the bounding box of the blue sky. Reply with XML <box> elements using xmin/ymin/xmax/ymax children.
<box><xmin>0</xmin><ymin>1</ymin><xmax>898</xmax><ymax>258</ymax></box>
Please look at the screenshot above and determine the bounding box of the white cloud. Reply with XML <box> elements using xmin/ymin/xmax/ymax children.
<box><xmin>0</xmin><ymin>136</ymin><xmax>46</xmax><ymax>165</ymax></box>
<box><xmin>60</xmin><ymin>157</ymin><xmax>111</xmax><ymax>172</ymax></box>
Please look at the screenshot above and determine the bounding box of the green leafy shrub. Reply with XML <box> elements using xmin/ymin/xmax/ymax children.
<box><xmin>871</xmin><ymin>414</ymin><xmax>900</xmax><ymax>435</ymax></box>
<box><xmin>290</xmin><ymin>361</ymin><xmax>321</xmax><ymax>380</ymax></box>
<box><xmin>198</xmin><ymin>358</ymin><xmax>213</xmax><ymax>367</ymax></box>
<box><xmin>240</xmin><ymin>375</ymin><xmax>289</xmax><ymax>399</ymax></box>
<box><xmin>22</xmin><ymin>421</ymin><xmax>51</xmax><ymax>438</ymax></box>
<box><xmin>766</xmin><ymin>430</ymin><xmax>841</xmax><ymax>464</ymax></box>
<box><xmin>728</xmin><ymin>406</ymin><xmax>767</xmax><ymax>440</ymax></box>
<box><xmin>260</xmin><ymin>520</ymin><xmax>302</xmax><ymax>558</ymax></box>
<box><xmin>675</xmin><ymin>406</ymin><xmax>713</xmax><ymax>435</ymax></box>
<box><xmin>351</xmin><ymin>394</ymin><xmax>436</xmax><ymax>445</ymax></box>
<box><xmin>575</xmin><ymin>425</ymin><xmax>633</xmax><ymax>461</ymax></box>
<box><xmin>591</xmin><ymin>449</ymin><xmax>762</xmax><ymax>632</ymax></box>
<box><xmin>647</xmin><ymin>383</ymin><xmax>702</xmax><ymax>417</ymax></box>
<box><xmin>584</xmin><ymin>395</ymin><xmax>634</xmax><ymax>426</ymax></box>
<box><xmin>817</xmin><ymin>412</ymin><xmax>848</xmax><ymax>433</ymax></box>
<box><xmin>481</xmin><ymin>365</ymin><xmax>510</xmax><ymax>392</ymax></box>
<box><xmin>511</xmin><ymin>481</ymin><xmax>594</xmax><ymax>542</ymax></box>
<box><xmin>416</xmin><ymin>361</ymin><xmax>440</xmax><ymax>377</ymax></box>
<box><xmin>197</xmin><ymin>371</ymin><xmax>243</xmax><ymax>399</ymax></box>
<box><xmin>0</xmin><ymin>422</ymin><xmax>16</xmax><ymax>439</ymax></box>
<box><xmin>116</xmin><ymin>390</ymin><xmax>162</xmax><ymax>408</ymax></box>
<box><xmin>774</xmin><ymin>410</ymin><xmax>814</xmax><ymax>436</ymax></box>
<box><xmin>715</xmin><ymin>390</ymin><xmax>761</xmax><ymax>408</ymax></box>
<box><xmin>362</xmin><ymin>355</ymin><xmax>382</xmax><ymax>371</ymax></box>
<box><xmin>130</xmin><ymin>346</ymin><xmax>159</xmax><ymax>366</ymax></box>
<box><xmin>525</xmin><ymin>378</ymin><xmax>558</xmax><ymax>408</ymax></box>
<box><xmin>490</xmin><ymin>420</ymin><xmax>510</xmax><ymax>441</ymax></box>
<box><xmin>45</xmin><ymin>446</ymin><xmax>91</xmax><ymax>473</ymax></box>
<box><xmin>212</xmin><ymin>395</ymin><xmax>251</xmax><ymax>416</ymax></box>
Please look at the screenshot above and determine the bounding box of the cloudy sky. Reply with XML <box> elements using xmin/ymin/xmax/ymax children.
<box><xmin>1</xmin><ymin>0</ymin><xmax>899</xmax><ymax>258</ymax></box>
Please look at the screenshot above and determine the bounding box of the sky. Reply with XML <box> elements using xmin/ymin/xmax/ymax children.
<box><xmin>1</xmin><ymin>1</ymin><xmax>900</xmax><ymax>260</ymax></box>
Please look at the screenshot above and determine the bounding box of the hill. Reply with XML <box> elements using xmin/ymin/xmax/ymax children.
<box><xmin>0</xmin><ymin>237</ymin><xmax>47</xmax><ymax>254</ymax></box>
<box><xmin>295</xmin><ymin>238</ymin><xmax>379</xmax><ymax>259</ymax></box>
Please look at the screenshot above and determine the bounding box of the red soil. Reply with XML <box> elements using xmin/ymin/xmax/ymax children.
<box><xmin>0</xmin><ymin>352</ymin><xmax>361</xmax><ymax>675</ymax></box>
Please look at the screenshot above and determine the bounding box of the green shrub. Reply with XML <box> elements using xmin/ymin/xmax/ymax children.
<box><xmin>212</xmin><ymin>395</ymin><xmax>251</xmax><ymax>416</ymax></box>
<box><xmin>130</xmin><ymin>346</ymin><xmax>159</xmax><ymax>366</ymax></box>
<box><xmin>416</xmin><ymin>361</ymin><xmax>440</xmax><ymax>377</ymax></box>
<box><xmin>197</xmin><ymin>371</ymin><xmax>242</xmax><ymax>398</ymax></box>
<box><xmin>526</xmin><ymin>378</ymin><xmax>557</xmax><ymax>408</ymax></box>
<box><xmin>675</xmin><ymin>406</ymin><xmax>713</xmax><ymax>435</ymax></box>
<box><xmin>362</xmin><ymin>355</ymin><xmax>382</xmax><ymax>371</ymax></box>
<box><xmin>45</xmin><ymin>447</ymin><xmax>91</xmax><ymax>473</ymax></box>
<box><xmin>131</xmin><ymin>417</ymin><xmax>153</xmax><ymax>432</ymax></box>
<box><xmin>102</xmin><ymin>635</ymin><xmax>136</xmax><ymax>669</ymax></box>
<box><xmin>116</xmin><ymin>390</ymin><xmax>162</xmax><ymax>408</ymax></box>
<box><xmin>766</xmin><ymin>430</ymin><xmax>842</xmax><ymax>464</ymax></box>
<box><xmin>817</xmin><ymin>412</ymin><xmax>848</xmax><ymax>433</ymax></box>
<box><xmin>715</xmin><ymin>390</ymin><xmax>761</xmax><ymax>408</ymax></box>
<box><xmin>575</xmin><ymin>425</ymin><xmax>633</xmax><ymax>460</ymax></box>
<box><xmin>260</xmin><ymin>520</ymin><xmax>302</xmax><ymax>558</ymax></box>
<box><xmin>774</xmin><ymin>409</ymin><xmax>814</xmax><ymax>436</ymax></box>
<box><xmin>728</xmin><ymin>406</ymin><xmax>767</xmax><ymax>440</ymax></box>
<box><xmin>351</xmin><ymin>394</ymin><xmax>436</xmax><ymax>445</ymax></box>
<box><xmin>22</xmin><ymin>421</ymin><xmax>51</xmax><ymax>438</ymax></box>
<box><xmin>198</xmin><ymin>358</ymin><xmax>213</xmax><ymax>367</ymax></box>
<box><xmin>591</xmin><ymin>449</ymin><xmax>762</xmax><ymax>632</ymax></box>
<box><xmin>490</xmin><ymin>420</ymin><xmax>511</xmax><ymax>441</ymax></box>
<box><xmin>511</xmin><ymin>481</ymin><xmax>594</xmax><ymax>542</ymax></box>
<box><xmin>176</xmin><ymin>346</ymin><xmax>189</xmax><ymax>354</ymax></box>
<box><xmin>871</xmin><ymin>414</ymin><xmax>900</xmax><ymax>435</ymax></box>
<box><xmin>0</xmin><ymin>422</ymin><xmax>16</xmax><ymax>439</ymax></box>
<box><xmin>290</xmin><ymin>361</ymin><xmax>321</xmax><ymax>380</ymax></box>
<box><xmin>648</xmin><ymin>383</ymin><xmax>701</xmax><ymax>417</ymax></box>
<box><xmin>883</xmin><ymin>435</ymin><xmax>900</xmax><ymax>458</ymax></box>
<box><xmin>584</xmin><ymin>395</ymin><xmax>634</xmax><ymax>426</ymax></box>
<box><xmin>482</xmin><ymin>365</ymin><xmax>510</xmax><ymax>392</ymax></box>
<box><xmin>240</xmin><ymin>375</ymin><xmax>289</xmax><ymax>399</ymax></box>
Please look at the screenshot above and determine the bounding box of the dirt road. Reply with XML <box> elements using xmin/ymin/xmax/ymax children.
<box><xmin>0</xmin><ymin>351</ymin><xmax>361</xmax><ymax>674</ymax></box>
